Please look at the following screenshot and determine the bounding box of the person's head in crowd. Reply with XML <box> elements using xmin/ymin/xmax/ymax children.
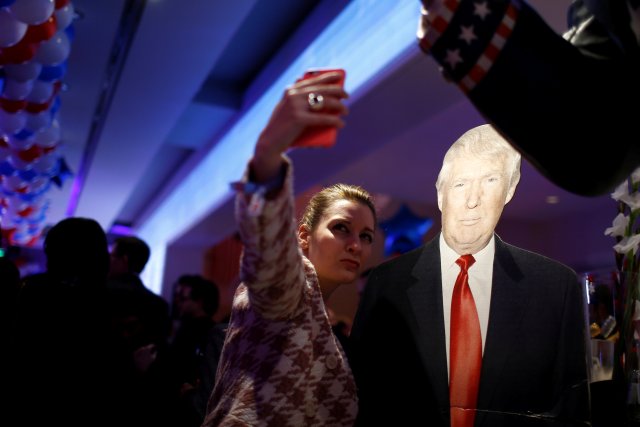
<box><xmin>0</xmin><ymin>256</ymin><xmax>20</xmax><ymax>286</ymax></box>
<box><xmin>590</xmin><ymin>284</ymin><xmax>614</xmax><ymax>325</ymax></box>
<box><xmin>109</xmin><ymin>236</ymin><xmax>151</xmax><ymax>278</ymax></box>
<box><xmin>44</xmin><ymin>217</ymin><xmax>110</xmax><ymax>285</ymax></box>
<box><xmin>0</xmin><ymin>256</ymin><xmax>21</xmax><ymax>311</ymax></box>
<box><xmin>298</xmin><ymin>183</ymin><xmax>377</xmax><ymax>299</ymax></box>
<box><xmin>172</xmin><ymin>274</ymin><xmax>220</xmax><ymax>320</ymax></box>
<box><xmin>436</xmin><ymin>124</ymin><xmax>521</xmax><ymax>255</ymax></box>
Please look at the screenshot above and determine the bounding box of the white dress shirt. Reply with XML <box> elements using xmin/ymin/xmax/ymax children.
<box><xmin>440</xmin><ymin>233</ymin><xmax>494</xmax><ymax>379</ymax></box>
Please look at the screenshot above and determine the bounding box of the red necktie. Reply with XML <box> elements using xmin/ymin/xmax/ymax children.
<box><xmin>450</xmin><ymin>254</ymin><xmax>481</xmax><ymax>427</ymax></box>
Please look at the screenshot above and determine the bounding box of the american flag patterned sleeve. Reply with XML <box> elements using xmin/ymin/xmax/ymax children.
<box><xmin>419</xmin><ymin>0</ymin><xmax>521</xmax><ymax>93</ymax></box>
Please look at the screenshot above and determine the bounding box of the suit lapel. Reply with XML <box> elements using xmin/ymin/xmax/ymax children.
<box><xmin>406</xmin><ymin>236</ymin><xmax>450</xmax><ymax>414</ymax></box>
<box><xmin>476</xmin><ymin>236</ymin><xmax>527</xmax><ymax>421</ymax></box>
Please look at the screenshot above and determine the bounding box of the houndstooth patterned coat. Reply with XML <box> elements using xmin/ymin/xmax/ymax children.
<box><xmin>202</xmin><ymin>160</ymin><xmax>358</xmax><ymax>427</ymax></box>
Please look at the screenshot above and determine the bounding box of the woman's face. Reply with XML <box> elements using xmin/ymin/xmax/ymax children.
<box><xmin>300</xmin><ymin>199</ymin><xmax>375</xmax><ymax>297</ymax></box>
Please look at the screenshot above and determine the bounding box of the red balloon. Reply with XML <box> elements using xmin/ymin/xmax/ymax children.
<box><xmin>42</xmin><ymin>144</ymin><xmax>57</xmax><ymax>154</ymax></box>
<box><xmin>1</xmin><ymin>227</ymin><xmax>17</xmax><ymax>242</ymax></box>
<box><xmin>25</xmin><ymin>99</ymin><xmax>52</xmax><ymax>113</ymax></box>
<box><xmin>18</xmin><ymin>206</ymin><xmax>35</xmax><ymax>218</ymax></box>
<box><xmin>23</xmin><ymin>15</ymin><xmax>57</xmax><ymax>44</ymax></box>
<box><xmin>0</xmin><ymin>136</ymin><xmax>11</xmax><ymax>148</ymax></box>
<box><xmin>0</xmin><ymin>38</ymin><xmax>37</xmax><ymax>64</ymax></box>
<box><xmin>26</xmin><ymin>80</ymin><xmax>60</xmax><ymax>113</ymax></box>
<box><xmin>18</xmin><ymin>145</ymin><xmax>44</xmax><ymax>163</ymax></box>
<box><xmin>55</xmin><ymin>0</ymin><xmax>70</xmax><ymax>9</ymax></box>
<box><xmin>0</xmin><ymin>97</ymin><xmax>28</xmax><ymax>113</ymax></box>
<box><xmin>26</xmin><ymin>235</ymin><xmax>40</xmax><ymax>247</ymax></box>
<box><xmin>15</xmin><ymin>184</ymin><xmax>29</xmax><ymax>194</ymax></box>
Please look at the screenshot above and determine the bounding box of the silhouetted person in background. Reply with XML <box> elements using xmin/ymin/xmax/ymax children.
<box><xmin>0</xmin><ymin>256</ymin><xmax>20</xmax><ymax>336</ymax></box>
<box><xmin>107</xmin><ymin>236</ymin><xmax>171</xmax><ymax>364</ymax></box>
<box><xmin>106</xmin><ymin>235</ymin><xmax>176</xmax><ymax>426</ymax></box>
<box><xmin>589</xmin><ymin>284</ymin><xmax>618</xmax><ymax>341</ymax></box>
<box><xmin>0</xmin><ymin>256</ymin><xmax>21</xmax><ymax>393</ymax></box>
<box><xmin>8</xmin><ymin>217</ymin><xmax>130</xmax><ymax>427</ymax></box>
<box><xmin>168</xmin><ymin>274</ymin><xmax>224</xmax><ymax>427</ymax></box>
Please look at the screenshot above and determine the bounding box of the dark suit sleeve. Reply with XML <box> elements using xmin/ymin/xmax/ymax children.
<box><xmin>419</xmin><ymin>0</ymin><xmax>640</xmax><ymax>196</ymax></box>
<box><xmin>550</xmin><ymin>269</ymin><xmax>592</xmax><ymax>425</ymax></box>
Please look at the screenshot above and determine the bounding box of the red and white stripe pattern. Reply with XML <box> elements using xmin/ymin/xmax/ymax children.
<box><xmin>419</xmin><ymin>0</ymin><xmax>461</xmax><ymax>52</ymax></box>
<box><xmin>459</xmin><ymin>2</ymin><xmax>519</xmax><ymax>92</ymax></box>
<box><xmin>419</xmin><ymin>0</ymin><xmax>521</xmax><ymax>93</ymax></box>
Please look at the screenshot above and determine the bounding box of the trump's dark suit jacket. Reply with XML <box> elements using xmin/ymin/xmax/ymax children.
<box><xmin>349</xmin><ymin>234</ymin><xmax>590</xmax><ymax>427</ymax></box>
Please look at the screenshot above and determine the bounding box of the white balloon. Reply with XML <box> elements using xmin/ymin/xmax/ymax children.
<box><xmin>34</xmin><ymin>119</ymin><xmax>60</xmax><ymax>147</ymax></box>
<box><xmin>6</xmin><ymin>135</ymin><xmax>33</xmax><ymax>150</ymax></box>
<box><xmin>8</xmin><ymin>152</ymin><xmax>31</xmax><ymax>169</ymax></box>
<box><xmin>2</xmin><ymin>174</ymin><xmax>27</xmax><ymax>192</ymax></box>
<box><xmin>4</xmin><ymin>62</ymin><xmax>43</xmax><ymax>82</ymax></box>
<box><xmin>54</xmin><ymin>2</ymin><xmax>74</xmax><ymax>30</ymax></box>
<box><xmin>0</xmin><ymin>109</ymin><xmax>27</xmax><ymax>134</ymax></box>
<box><xmin>2</xmin><ymin>78</ymin><xmax>34</xmax><ymax>100</ymax></box>
<box><xmin>28</xmin><ymin>176</ymin><xmax>48</xmax><ymax>192</ymax></box>
<box><xmin>25</xmin><ymin>111</ymin><xmax>50</xmax><ymax>133</ymax></box>
<box><xmin>33</xmin><ymin>152</ymin><xmax>56</xmax><ymax>174</ymax></box>
<box><xmin>29</xmin><ymin>195</ymin><xmax>47</xmax><ymax>210</ymax></box>
<box><xmin>26</xmin><ymin>80</ymin><xmax>53</xmax><ymax>103</ymax></box>
<box><xmin>9</xmin><ymin>0</ymin><xmax>55</xmax><ymax>25</ymax></box>
<box><xmin>7</xmin><ymin>196</ymin><xmax>27</xmax><ymax>210</ymax></box>
<box><xmin>6</xmin><ymin>198</ymin><xmax>27</xmax><ymax>215</ymax></box>
<box><xmin>12</xmin><ymin>230</ymin><xmax>33</xmax><ymax>245</ymax></box>
<box><xmin>0</xmin><ymin>8</ymin><xmax>28</xmax><ymax>47</ymax></box>
<box><xmin>0</xmin><ymin>212</ymin><xmax>19</xmax><ymax>229</ymax></box>
<box><xmin>34</xmin><ymin>30</ymin><xmax>70</xmax><ymax>66</ymax></box>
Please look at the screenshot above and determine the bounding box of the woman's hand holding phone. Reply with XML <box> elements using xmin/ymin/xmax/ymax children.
<box><xmin>251</xmin><ymin>69</ymin><xmax>348</xmax><ymax>183</ymax></box>
<box><xmin>291</xmin><ymin>68</ymin><xmax>347</xmax><ymax>148</ymax></box>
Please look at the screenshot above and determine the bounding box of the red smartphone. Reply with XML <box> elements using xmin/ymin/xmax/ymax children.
<box><xmin>291</xmin><ymin>68</ymin><xmax>346</xmax><ymax>148</ymax></box>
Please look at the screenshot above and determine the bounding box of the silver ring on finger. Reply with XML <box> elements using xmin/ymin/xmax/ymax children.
<box><xmin>307</xmin><ymin>93</ymin><xmax>325</xmax><ymax>111</ymax></box>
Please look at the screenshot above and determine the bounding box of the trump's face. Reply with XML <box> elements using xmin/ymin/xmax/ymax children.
<box><xmin>438</xmin><ymin>153</ymin><xmax>514</xmax><ymax>255</ymax></box>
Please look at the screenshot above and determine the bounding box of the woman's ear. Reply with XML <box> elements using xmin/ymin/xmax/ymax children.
<box><xmin>298</xmin><ymin>224</ymin><xmax>310</xmax><ymax>250</ymax></box>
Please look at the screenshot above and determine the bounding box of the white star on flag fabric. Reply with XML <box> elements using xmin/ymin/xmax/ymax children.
<box><xmin>444</xmin><ymin>48</ymin><xmax>464</xmax><ymax>69</ymax></box>
<box><xmin>459</xmin><ymin>25</ymin><xmax>477</xmax><ymax>44</ymax></box>
<box><xmin>474</xmin><ymin>1</ymin><xmax>491</xmax><ymax>20</ymax></box>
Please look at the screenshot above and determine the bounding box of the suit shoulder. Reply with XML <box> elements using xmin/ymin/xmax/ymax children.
<box><xmin>371</xmin><ymin>245</ymin><xmax>424</xmax><ymax>276</ymax></box>
<box><xmin>502</xmin><ymin>241</ymin><xmax>577</xmax><ymax>278</ymax></box>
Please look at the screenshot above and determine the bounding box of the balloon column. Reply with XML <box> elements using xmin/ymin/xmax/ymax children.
<box><xmin>0</xmin><ymin>0</ymin><xmax>74</xmax><ymax>247</ymax></box>
<box><xmin>379</xmin><ymin>204</ymin><xmax>432</xmax><ymax>258</ymax></box>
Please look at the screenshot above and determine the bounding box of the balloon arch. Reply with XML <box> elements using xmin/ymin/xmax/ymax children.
<box><xmin>0</xmin><ymin>0</ymin><xmax>75</xmax><ymax>247</ymax></box>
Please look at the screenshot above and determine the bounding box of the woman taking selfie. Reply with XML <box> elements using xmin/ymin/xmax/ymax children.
<box><xmin>202</xmin><ymin>71</ymin><xmax>377</xmax><ymax>427</ymax></box>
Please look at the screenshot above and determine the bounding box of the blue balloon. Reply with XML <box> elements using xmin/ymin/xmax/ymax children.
<box><xmin>50</xmin><ymin>96</ymin><xmax>62</xmax><ymax>116</ymax></box>
<box><xmin>0</xmin><ymin>0</ymin><xmax>16</xmax><ymax>7</ymax></box>
<box><xmin>39</xmin><ymin>62</ymin><xmax>68</xmax><ymax>82</ymax></box>
<box><xmin>0</xmin><ymin>161</ymin><xmax>16</xmax><ymax>176</ymax></box>
<box><xmin>27</xmin><ymin>214</ymin><xmax>46</xmax><ymax>225</ymax></box>
<box><xmin>13</xmin><ymin>129</ymin><xmax>34</xmax><ymax>140</ymax></box>
<box><xmin>65</xmin><ymin>23</ymin><xmax>76</xmax><ymax>42</ymax></box>
<box><xmin>380</xmin><ymin>204</ymin><xmax>433</xmax><ymax>257</ymax></box>
<box><xmin>18</xmin><ymin>169</ymin><xmax>38</xmax><ymax>182</ymax></box>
